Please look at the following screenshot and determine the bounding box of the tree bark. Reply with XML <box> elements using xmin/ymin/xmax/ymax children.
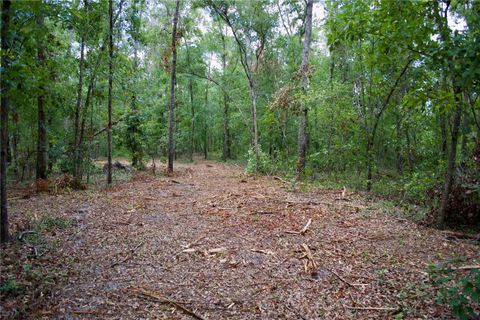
<box><xmin>107</xmin><ymin>0</ymin><xmax>113</xmax><ymax>184</ymax></box>
<box><xmin>1</xmin><ymin>0</ymin><xmax>12</xmax><ymax>243</ymax></box>
<box><xmin>167</xmin><ymin>0</ymin><xmax>180</xmax><ymax>173</ymax></box>
<box><xmin>437</xmin><ymin>87</ymin><xmax>463</xmax><ymax>226</ymax></box>
<box><xmin>36</xmin><ymin>3</ymin><xmax>47</xmax><ymax>180</ymax></box>
<box><xmin>297</xmin><ymin>0</ymin><xmax>313</xmax><ymax>174</ymax></box>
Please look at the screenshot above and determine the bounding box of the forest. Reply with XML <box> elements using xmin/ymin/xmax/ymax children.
<box><xmin>0</xmin><ymin>0</ymin><xmax>479</xmax><ymax>319</ymax></box>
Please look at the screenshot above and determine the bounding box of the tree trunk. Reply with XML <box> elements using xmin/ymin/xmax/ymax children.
<box><xmin>73</xmin><ymin>38</ymin><xmax>85</xmax><ymax>180</ymax></box>
<box><xmin>204</xmin><ymin>69</ymin><xmax>210</xmax><ymax>160</ymax></box>
<box><xmin>221</xmin><ymin>30</ymin><xmax>230</xmax><ymax>161</ymax></box>
<box><xmin>36</xmin><ymin>4</ymin><xmax>47</xmax><ymax>180</ymax></box>
<box><xmin>107</xmin><ymin>0</ymin><xmax>113</xmax><ymax>184</ymax></box>
<box><xmin>167</xmin><ymin>0</ymin><xmax>180</xmax><ymax>173</ymax></box>
<box><xmin>437</xmin><ymin>87</ymin><xmax>463</xmax><ymax>227</ymax></box>
<box><xmin>186</xmin><ymin>45</ymin><xmax>194</xmax><ymax>162</ymax></box>
<box><xmin>221</xmin><ymin>29</ymin><xmax>230</xmax><ymax>161</ymax></box>
<box><xmin>440</xmin><ymin>112</ymin><xmax>448</xmax><ymax>157</ymax></box>
<box><xmin>189</xmin><ymin>77</ymin><xmax>195</xmax><ymax>161</ymax></box>
<box><xmin>395</xmin><ymin>112</ymin><xmax>403</xmax><ymax>174</ymax></box>
<box><xmin>1</xmin><ymin>0</ymin><xmax>12</xmax><ymax>243</ymax></box>
<box><xmin>296</xmin><ymin>0</ymin><xmax>313</xmax><ymax>174</ymax></box>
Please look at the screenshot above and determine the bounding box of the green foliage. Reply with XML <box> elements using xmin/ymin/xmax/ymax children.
<box><xmin>0</xmin><ymin>279</ymin><xmax>22</xmax><ymax>295</ymax></box>
<box><xmin>429</xmin><ymin>264</ymin><xmax>480</xmax><ymax>319</ymax></box>
<box><xmin>38</xmin><ymin>214</ymin><xmax>72</xmax><ymax>231</ymax></box>
<box><xmin>245</xmin><ymin>146</ymin><xmax>275</xmax><ymax>175</ymax></box>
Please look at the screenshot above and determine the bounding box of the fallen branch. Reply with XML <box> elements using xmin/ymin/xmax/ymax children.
<box><xmin>251</xmin><ymin>248</ymin><xmax>275</xmax><ymax>255</ymax></box>
<box><xmin>272</xmin><ymin>176</ymin><xmax>288</xmax><ymax>184</ymax></box>
<box><xmin>182</xmin><ymin>236</ymin><xmax>207</xmax><ymax>249</ymax></box>
<box><xmin>450</xmin><ymin>265</ymin><xmax>480</xmax><ymax>271</ymax></box>
<box><xmin>111</xmin><ymin>241</ymin><xmax>145</xmax><ymax>267</ymax></box>
<box><xmin>300</xmin><ymin>243</ymin><xmax>317</xmax><ymax>272</ymax></box>
<box><xmin>131</xmin><ymin>287</ymin><xmax>206</xmax><ymax>320</ymax></box>
<box><xmin>328</xmin><ymin>269</ymin><xmax>363</xmax><ymax>289</ymax></box>
<box><xmin>344</xmin><ymin>305</ymin><xmax>399</xmax><ymax>312</ymax></box>
<box><xmin>285</xmin><ymin>219</ymin><xmax>312</xmax><ymax>235</ymax></box>
<box><xmin>17</xmin><ymin>230</ymin><xmax>37</xmax><ymax>241</ymax></box>
<box><xmin>17</xmin><ymin>230</ymin><xmax>42</xmax><ymax>257</ymax></box>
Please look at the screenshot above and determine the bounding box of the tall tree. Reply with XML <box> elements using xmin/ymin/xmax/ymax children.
<box><xmin>107</xmin><ymin>0</ymin><xmax>113</xmax><ymax>184</ymax></box>
<box><xmin>36</xmin><ymin>1</ymin><xmax>47</xmax><ymax>180</ymax></box>
<box><xmin>207</xmin><ymin>0</ymin><xmax>271</xmax><ymax>170</ymax></box>
<box><xmin>167</xmin><ymin>0</ymin><xmax>180</xmax><ymax>173</ymax></box>
<box><xmin>296</xmin><ymin>0</ymin><xmax>313</xmax><ymax>174</ymax></box>
<box><xmin>73</xmin><ymin>1</ymin><xmax>86</xmax><ymax>183</ymax></box>
<box><xmin>1</xmin><ymin>0</ymin><xmax>12</xmax><ymax>243</ymax></box>
<box><xmin>221</xmin><ymin>26</ymin><xmax>231</xmax><ymax>161</ymax></box>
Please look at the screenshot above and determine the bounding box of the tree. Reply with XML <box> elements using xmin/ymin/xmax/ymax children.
<box><xmin>1</xmin><ymin>0</ymin><xmax>12</xmax><ymax>243</ymax></box>
<box><xmin>296</xmin><ymin>0</ymin><xmax>313</xmax><ymax>174</ymax></box>
<box><xmin>36</xmin><ymin>1</ymin><xmax>47</xmax><ymax>180</ymax></box>
<box><xmin>107</xmin><ymin>0</ymin><xmax>113</xmax><ymax>184</ymax></box>
<box><xmin>207</xmin><ymin>0</ymin><xmax>273</xmax><ymax>171</ymax></box>
<box><xmin>167</xmin><ymin>0</ymin><xmax>180</xmax><ymax>173</ymax></box>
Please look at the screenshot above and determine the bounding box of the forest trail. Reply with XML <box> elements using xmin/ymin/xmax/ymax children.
<box><xmin>2</xmin><ymin>159</ymin><xmax>479</xmax><ymax>319</ymax></box>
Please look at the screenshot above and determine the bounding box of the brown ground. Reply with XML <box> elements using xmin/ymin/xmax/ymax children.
<box><xmin>1</xmin><ymin>159</ymin><xmax>478</xmax><ymax>319</ymax></box>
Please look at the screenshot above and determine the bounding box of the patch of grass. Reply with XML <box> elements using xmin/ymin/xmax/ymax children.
<box><xmin>0</xmin><ymin>279</ymin><xmax>23</xmax><ymax>295</ymax></box>
<box><xmin>38</xmin><ymin>214</ymin><xmax>72</xmax><ymax>231</ymax></box>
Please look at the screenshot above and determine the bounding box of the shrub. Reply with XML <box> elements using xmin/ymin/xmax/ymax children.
<box><xmin>429</xmin><ymin>264</ymin><xmax>480</xmax><ymax>319</ymax></box>
<box><xmin>245</xmin><ymin>146</ymin><xmax>275</xmax><ymax>175</ymax></box>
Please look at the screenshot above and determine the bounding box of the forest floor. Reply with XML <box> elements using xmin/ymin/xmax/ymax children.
<box><xmin>1</xmin><ymin>158</ymin><xmax>479</xmax><ymax>319</ymax></box>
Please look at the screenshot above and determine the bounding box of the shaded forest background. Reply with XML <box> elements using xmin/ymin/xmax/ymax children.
<box><xmin>1</xmin><ymin>0</ymin><xmax>479</xmax><ymax>242</ymax></box>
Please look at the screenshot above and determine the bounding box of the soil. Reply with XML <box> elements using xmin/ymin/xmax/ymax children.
<box><xmin>1</xmin><ymin>159</ymin><xmax>479</xmax><ymax>319</ymax></box>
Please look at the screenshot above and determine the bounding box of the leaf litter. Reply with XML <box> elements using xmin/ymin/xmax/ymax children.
<box><xmin>1</xmin><ymin>159</ymin><xmax>479</xmax><ymax>319</ymax></box>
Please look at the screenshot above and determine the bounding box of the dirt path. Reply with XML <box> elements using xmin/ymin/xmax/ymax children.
<box><xmin>2</xmin><ymin>160</ymin><xmax>479</xmax><ymax>319</ymax></box>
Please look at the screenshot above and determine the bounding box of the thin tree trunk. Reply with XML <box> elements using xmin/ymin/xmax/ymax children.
<box><xmin>460</xmin><ymin>99</ymin><xmax>469</xmax><ymax>166</ymax></box>
<box><xmin>297</xmin><ymin>0</ymin><xmax>313</xmax><ymax>174</ymax></box>
<box><xmin>189</xmin><ymin>77</ymin><xmax>194</xmax><ymax>161</ymax></box>
<box><xmin>437</xmin><ymin>87</ymin><xmax>463</xmax><ymax>226</ymax></box>
<box><xmin>186</xmin><ymin>44</ymin><xmax>194</xmax><ymax>161</ymax></box>
<box><xmin>1</xmin><ymin>0</ymin><xmax>12</xmax><ymax>243</ymax></box>
<box><xmin>107</xmin><ymin>0</ymin><xmax>113</xmax><ymax>184</ymax></box>
<box><xmin>395</xmin><ymin>112</ymin><xmax>403</xmax><ymax>174</ymax></box>
<box><xmin>167</xmin><ymin>0</ymin><xmax>180</xmax><ymax>173</ymax></box>
<box><xmin>204</xmin><ymin>66</ymin><xmax>210</xmax><ymax>160</ymax></box>
<box><xmin>73</xmin><ymin>38</ymin><xmax>85</xmax><ymax>180</ymax></box>
<box><xmin>36</xmin><ymin>4</ymin><xmax>47</xmax><ymax>180</ymax></box>
<box><xmin>440</xmin><ymin>112</ymin><xmax>448</xmax><ymax>157</ymax></box>
<box><xmin>221</xmin><ymin>29</ymin><xmax>230</xmax><ymax>161</ymax></box>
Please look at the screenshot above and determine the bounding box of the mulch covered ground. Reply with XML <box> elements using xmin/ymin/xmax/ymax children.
<box><xmin>1</xmin><ymin>159</ymin><xmax>478</xmax><ymax>319</ymax></box>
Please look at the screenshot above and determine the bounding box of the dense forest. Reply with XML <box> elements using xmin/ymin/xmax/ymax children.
<box><xmin>1</xmin><ymin>0</ymin><xmax>479</xmax><ymax>319</ymax></box>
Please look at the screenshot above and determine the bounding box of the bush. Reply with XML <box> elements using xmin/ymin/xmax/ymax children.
<box><xmin>245</xmin><ymin>146</ymin><xmax>275</xmax><ymax>175</ymax></box>
<box><xmin>429</xmin><ymin>264</ymin><xmax>480</xmax><ymax>319</ymax></box>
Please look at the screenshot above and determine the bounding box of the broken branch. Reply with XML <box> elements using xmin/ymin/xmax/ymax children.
<box><xmin>285</xmin><ymin>219</ymin><xmax>312</xmax><ymax>235</ymax></box>
<box><xmin>131</xmin><ymin>287</ymin><xmax>206</xmax><ymax>320</ymax></box>
<box><xmin>111</xmin><ymin>241</ymin><xmax>144</xmax><ymax>267</ymax></box>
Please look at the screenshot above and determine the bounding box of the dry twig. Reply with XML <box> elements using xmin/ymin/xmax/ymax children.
<box><xmin>344</xmin><ymin>305</ymin><xmax>399</xmax><ymax>312</ymax></box>
<box><xmin>111</xmin><ymin>241</ymin><xmax>145</xmax><ymax>267</ymax></box>
<box><xmin>285</xmin><ymin>219</ymin><xmax>312</xmax><ymax>235</ymax></box>
<box><xmin>131</xmin><ymin>287</ymin><xmax>206</xmax><ymax>320</ymax></box>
